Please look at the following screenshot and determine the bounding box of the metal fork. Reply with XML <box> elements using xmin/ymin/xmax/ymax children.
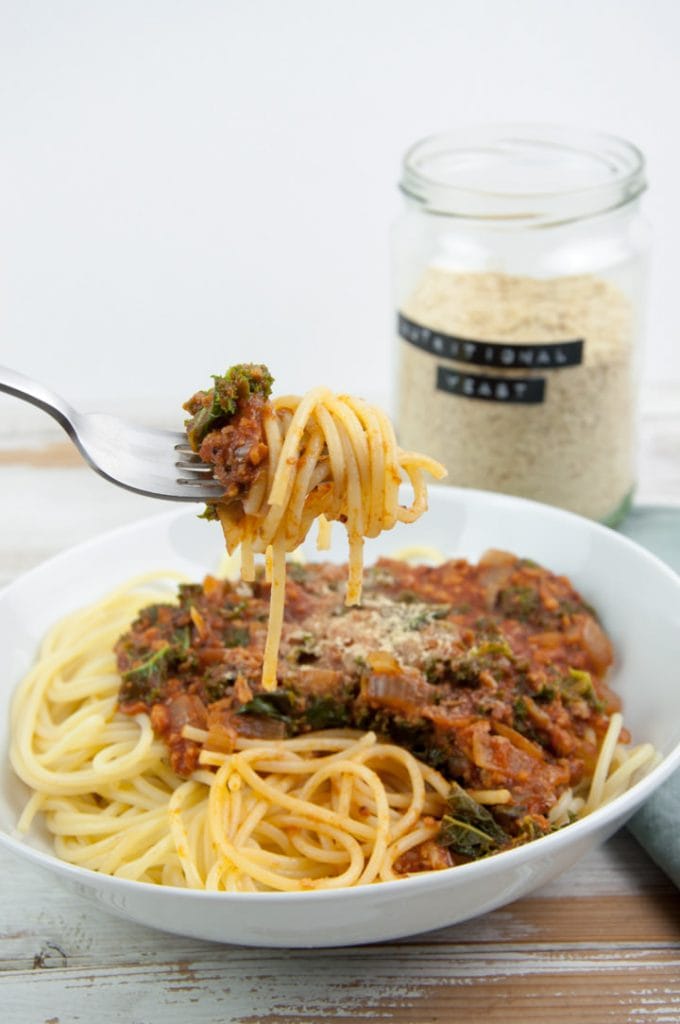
<box><xmin>0</xmin><ymin>365</ymin><xmax>225</xmax><ymax>501</ymax></box>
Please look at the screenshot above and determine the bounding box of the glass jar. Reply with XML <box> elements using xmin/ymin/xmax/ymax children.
<box><xmin>392</xmin><ymin>125</ymin><xmax>650</xmax><ymax>525</ymax></box>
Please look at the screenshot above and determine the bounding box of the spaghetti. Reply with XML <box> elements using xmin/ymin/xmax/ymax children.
<box><xmin>10</xmin><ymin>570</ymin><xmax>657</xmax><ymax>891</ymax></box>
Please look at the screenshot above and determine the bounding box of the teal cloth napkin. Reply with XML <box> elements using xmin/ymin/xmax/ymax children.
<box><xmin>619</xmin><ymin>506</ymin><xmax>680</xmax><ymax>886</ymax></box>
<box><xmin>627</xmin><ymin>772</ymin><xmax>680</xmax><ymax>887</ymax></box>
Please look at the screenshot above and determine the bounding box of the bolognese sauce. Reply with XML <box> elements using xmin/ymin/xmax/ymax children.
<box><xmin>116</xmin><ymin>550</ymin><xmax>621</xmax><ymax>864</ymax></box>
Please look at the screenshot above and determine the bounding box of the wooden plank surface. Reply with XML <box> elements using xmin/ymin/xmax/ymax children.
<box><xmin>0</xmin><ymin>833</ymin><xmax>678</xmax><ymax>1024</ymax></box>
<box><xmin>0</xmin><ymin>402</ymin><xmax>679</xmax><ymax>1024</ymax></box>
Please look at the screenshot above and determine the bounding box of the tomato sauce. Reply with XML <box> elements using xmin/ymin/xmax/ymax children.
<box><xmin>116</xmin><ymin>551</ymin><xmax>620</xmax><ymax>852</ymax></box>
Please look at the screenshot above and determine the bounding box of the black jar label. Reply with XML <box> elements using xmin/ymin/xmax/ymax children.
<box><xmin>398</xmin><ymin>312</ymin><xmax>584</xmax><ymax>369</ymax></box>
<box><xmin>436</xmin><ymin>366</ymin><xmax>545</xmax><ymax>404</ymax></box>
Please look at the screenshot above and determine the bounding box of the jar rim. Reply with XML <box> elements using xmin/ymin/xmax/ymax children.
<box><xmin>400</xmin><ymin>124</ymin><xmax>646</xmax><ymax>225</ymax></box>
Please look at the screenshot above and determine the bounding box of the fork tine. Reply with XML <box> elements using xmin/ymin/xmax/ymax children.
<box><xmin>174</xmin><ymin>451</ymin><xmax>199</xmax><ymax>463</ymax></box>
<box><xmin>176</xmin><ymin>478</ymin><xmax>222</xmax><ymax>488</ymax></box>
<box><xmin>174</xmin><ymin>449</ymin><xmax>209</xmax><ymax>463</ymax></box>
<box><xmin>175</xmin><ymin>456</ymin><xmax>216</xmax><ymax>473</ymax></box>
<box><xmin>176</xmin><ymin>469</ymin><xmax>215</xmax><ymax>479</ymax></box>
<box><xmin>176</xmin><ymin>468</ymin><xmax>216</xmax><ymax>481</ymax></box>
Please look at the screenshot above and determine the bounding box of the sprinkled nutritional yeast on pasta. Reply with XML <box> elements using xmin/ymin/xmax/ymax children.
<box><xmin>397</xmin><ymin>269</ymin><xmax>636</xmax><ymax>523</ymax></box>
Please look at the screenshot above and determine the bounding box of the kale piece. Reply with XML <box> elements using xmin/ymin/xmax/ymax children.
<box><xmin>120</xmin><ymin>645</ymin><xmax>172</xmax><ymax>703</ymax></box>
<box><xmin>515</xmin><ymin>815</ymin><xmax>552</xmax><ymax>842</ymax></box>
<box><xmin>496</xmin><ymin>585</ymin><xmax>541</xmax><ymax>622</ymax></box>
<box><xmin>198</xmin><ymin>504</ymin><xmax>219</xmax><ymax>521</ymax></box>
<box><xmin>436</xmin><ymin>638</ymin><xmax>514</xmax><ymax>688</ymax></box>
<box><xmin>201</xmin><ymin>668</ymin><xmax>240</xmax><ymax>703</ymax></box>
<box><xmin>354</xmin><ymin>707</ymin><xmax>449</xmax><ymax>772</ymax></box>
<box><xmin>183</xmin><ymin>363</ymin><xmax>274</xmax><ymax>450</ymax></box>
<box><xmin>304</xmin><ymin>696</ymin><xmax>351</xmax><ymax>730</ymax></box>
<box><xmin>223</xmin><ymin>626</ymin><xmax>250</xmax><ymax>648</ymax></box>
<box><xmin>438</xmin><ymin>783</ymin><xmax>509</xmax><ymax>859</ymax></box>
<box><xmin>534</xmin><ymin>684</ymin><xmax>557</xmax><ymax>703</ymax></box>
<box><xmin>513</xmin><ymin>696</ymin><xmax>528</xmax><ymax>727</ymax></box>
<box><xmin>119</xmin><ymin>625</ymin><xmax>191</xmax><ymax>704</ymax></box>
<box><xmin>237</xmin><ymin>690</ymin><xmax>295</xmax><ymax>724</ymax></box>
<box><xmin>558</xmin><ymin>667</ymin><xmax>604</xmax><ymax>711</ymax></box>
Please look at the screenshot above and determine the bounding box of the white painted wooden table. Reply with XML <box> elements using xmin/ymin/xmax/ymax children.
<box><xmin>1</xmin><ymin>395</ymin><xmax>679</xmax><ymax>1024</ymax></box>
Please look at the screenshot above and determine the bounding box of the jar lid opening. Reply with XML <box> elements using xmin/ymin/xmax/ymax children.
<box><xmin>401</xmin><ymin>125</ymin><xmax>646</xmax><ymax>225</ymax></box>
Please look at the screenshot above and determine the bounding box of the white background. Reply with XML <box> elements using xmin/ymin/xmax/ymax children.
<box><xmin>1</xmin><ymin>0</ymin><xmax>679</xmax><ymax>427</ymax></box>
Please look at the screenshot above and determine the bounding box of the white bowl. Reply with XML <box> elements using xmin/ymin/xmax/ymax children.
<box><xmin>1</xmin><ymin>487</ymin><xmax>679</xmax><ymax>947</ymax></box>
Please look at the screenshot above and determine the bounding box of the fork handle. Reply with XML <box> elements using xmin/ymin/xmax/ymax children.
<box><xmin>0</xmin><ymin>365</ymin><xmax>78</xmax><ymax>438</ymax></box>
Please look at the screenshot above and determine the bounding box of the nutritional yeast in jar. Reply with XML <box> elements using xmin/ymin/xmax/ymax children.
<box><xmin>393</xmin><ymin>126</ymin><xmax>650</xmax><ymax>525</ymax></box>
